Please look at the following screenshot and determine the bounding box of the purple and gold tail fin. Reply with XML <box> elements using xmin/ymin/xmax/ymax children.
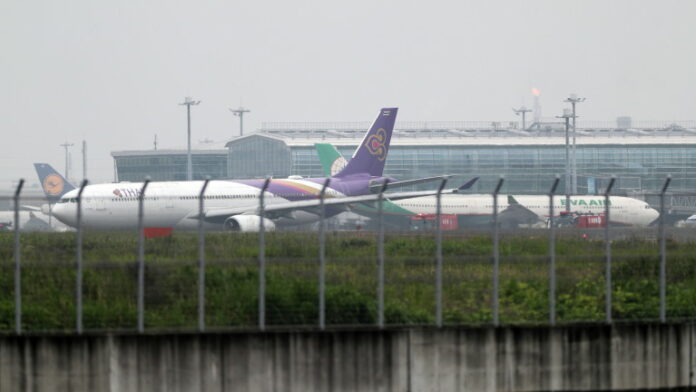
<box><xmin>334</xmin><ymin>107</ymin><xmax>398</xmax><ymax>178</ymax></box>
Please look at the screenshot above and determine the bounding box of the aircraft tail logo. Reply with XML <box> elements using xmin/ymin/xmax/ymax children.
<box><xmin>333</xmin><ymin>107</ymin><xmax>397</xmax><ymax>178</ymax></box>
<box><xmin>42</xmin><ymin>174</ymin><xmax>65</xmax><ymax>196</ymax></box>
<box><xmin>33</xmin><ymin>163</ymin><xmax>76</xmax><ymax>202</ymax></box>
<box><xmin>365</xmin><ymin>128</ymin><xmax>388</xmax><ymax>161</ymax></box>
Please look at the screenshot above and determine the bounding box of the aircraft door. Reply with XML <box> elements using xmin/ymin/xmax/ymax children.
<box><xmin>165</xmin><ymin>196</ymin><xmax>175</xmax><ymax>209</ymax></box>
<box><xmin>95</xmin><ymin>197</ymin><xmax>106</xmax><ymax>211</ymax></box>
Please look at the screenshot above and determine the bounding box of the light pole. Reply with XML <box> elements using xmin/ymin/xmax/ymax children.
<box><xmin>82</xmin><ymin>140</ymin><xmax>87</xmax><ymax>182</ymax></box>
<box><xmin>180</xmin><ymin>97</ymin><xmax>201</xmax><ymax>181</ymax></box>
<box><xmin>229</xmin><ymin>106</ymin><xmax>250</xmax><ymax>137</ymax></box>
<box><xmin>565</xmin><ymin>94</ymin><xmax>585</xmax><ymax>194</ymax></box>
<box><xmin>557</xmin><ymin>109</ymin><xmax>573</xmax><ymax>212</ymax></box>
<box><xmin>513</xmin><ymin>106</ymin><xmax>532</xmax><ymax>131</ymax></box>
<box><xmin>60</xmin><ymin>142</ymin><xmax>74</xmax><ymax>182</ymax></box>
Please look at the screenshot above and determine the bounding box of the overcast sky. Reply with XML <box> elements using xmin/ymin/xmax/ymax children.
<box><xmin>2</xmin><ymin>0</ymin><xmax>695</xmax><ymax>190</ymax></box>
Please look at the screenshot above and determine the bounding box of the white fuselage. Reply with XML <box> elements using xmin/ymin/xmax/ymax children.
<box><xmin>680</xmin><ymin>215</ymin><xmax>696</xmax><ymax>227</ymax></box>
<box><xmin>52</xmin><ymin>180</ymin><xmax>345</xmax><ymax>230</ymax></box>
<box><xmin>394</xmin><ymin>194</ymin><xmax>659</xmax><ymax>226</ymax></box>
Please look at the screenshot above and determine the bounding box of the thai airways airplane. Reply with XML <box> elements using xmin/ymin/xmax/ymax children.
<box><xmin>315</xmin><ymin>143</ymin><xmax>660</xmax><ymax>227</ymax></box>
<box><xmin>51</xmin><ymin>108</ymin><xmax>472</xmax><ymax>231</ymax></box>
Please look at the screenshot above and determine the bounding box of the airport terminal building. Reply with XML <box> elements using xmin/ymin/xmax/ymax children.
<box><xmin>112</xmin><ymin>120</ymin><xmax>696</xmax><ymax>196</ymax></box>
<box><xmin>112</xmin><ymin>144</ymin><xmax>228</xmax><ymax>182</ymax></box>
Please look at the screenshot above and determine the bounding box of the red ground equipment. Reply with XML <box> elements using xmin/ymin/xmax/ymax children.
<box><xmin>410</xmin><ymin>213</ymin><xmax>459</xmax><ymax>231</ymax></box>
<box><xmin>144</xmin><ymin>227</ymin><xmax>174</xmax><ymax>238</ymax></box>
<box><xmin>575</xmin><ymin>213</ymin><xmax>606</xmax><ymax>228</ymax></box>
<box><xmin>556</xmin><ymin>211</ymin><xmax>607</xmax><ymax>228</ymax></box>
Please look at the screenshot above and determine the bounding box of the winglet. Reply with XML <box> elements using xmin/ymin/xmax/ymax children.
<box><xmin>457</xmin><ymin>177</ymin><xmax>479</xmax><ymax>191</ymax></box>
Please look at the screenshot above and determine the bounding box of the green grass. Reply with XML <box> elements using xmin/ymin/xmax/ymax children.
<box><xmin>0</xmin><ymin>231</ymin><xmax>695</xmax><ymax>331</ymax></box>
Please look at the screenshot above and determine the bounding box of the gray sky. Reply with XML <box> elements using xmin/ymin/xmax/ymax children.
<box><xmin>2</xmin><ymin>0</ymin><xmax>695</xmax><ymax>189</ymax></box>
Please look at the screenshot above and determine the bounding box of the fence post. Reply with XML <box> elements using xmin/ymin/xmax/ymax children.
<box><xmin>603</xmin><ymin>176</ymin><xmax>616</xmax><ymax>324</ymax></box>
<box><xmin>548</xmin><ymin>176</ymin><xmax>560</xmax><ymax>326</ymax></box>
<box><xmin>258</xmin><ymin>177</ymin><xmax>271</xmax><ymax>330</ymax></box>
<box><xmin>197</xmin><ymin>178</ymin><xmax>210</xmax><ymax>332</ymax></box>
<box><xmin>13</xmin><ymin>179</ymin><xmax>24</xmax><ymax>335</ymax></box>
<box><xmin>659</xmin><ymin>176</ymin><xmax>671</xmax><ymax>323</ymax></box>
<box><xmin>318</xmin><ymin>178</ymin><xmax>331</xmax><ymax>330</ymax></box>
<box><xmin>435</xmin><ymin>178</ymin><xmax>448</xmax><ymax>327</ymax></box>
<box><xmin>76</xmin><ymin>179</ymin><xmax>88</xmax><ymax>334</ymax></box>
<box><xmin>136</xmin><ymin>178</ymin><xmax>150</xmax><ymax>333</ymax></box>
<box><xmin>377</xmin><ymin>179</ymin><xmax>389</xmax><ymax>329</ymax></box>
<box><xmin>492</xmin><ymin>177</ymin><xmax>504</xmax><ymax>326</ymax></box>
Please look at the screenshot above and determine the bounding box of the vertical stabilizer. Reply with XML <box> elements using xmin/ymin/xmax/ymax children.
<box><xmin>315</xmin><ymin>143</ymin><xmax>347</xmax><ymax>176</ymax></box>
<box><xmin>334</xmin><ymin>108</ymin><xmax>397</xmax><ymax>177</ymax></box>
<box><xmin>33</xmin><ymin>163</ymin><xmax>76</xmax><ymax>203</ymax></box>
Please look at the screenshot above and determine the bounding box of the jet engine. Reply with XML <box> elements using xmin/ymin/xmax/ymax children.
<box><xmin>223</xmin><ymin>215</ymin><xmax>276</xmax><ymax>232</ymax></box>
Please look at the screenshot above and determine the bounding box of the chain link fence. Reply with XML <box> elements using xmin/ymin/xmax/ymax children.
<box><xmin>1</xmin><ymin>176</ymin><xmax>695</xmax><ymax>333</ymax></box>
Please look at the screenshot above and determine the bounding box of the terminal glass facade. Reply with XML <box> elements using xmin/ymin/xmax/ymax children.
<box><xmin>228</xmin><ymin>137</ymin><xmax>292</xmax><ymax>179</ymax></box>
<box><xmin>288</xmin><ymin>144</ymin><xmax>696</xmax><ymax>194</ymax></box>
<box><xmin>114</xmin><ymin>152</ymin><xmax>228</xmax><ymax>182</ymax></box>
<box><xmin>115</xmin><ymin>136</ymin><xmax>696</xmax><ymax>194</ymax></box>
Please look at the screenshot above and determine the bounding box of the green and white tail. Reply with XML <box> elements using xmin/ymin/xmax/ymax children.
<box><xmin>315</xmin><ymin>143</ymin><xmax>348</xmax><ymax>176</ymax></box>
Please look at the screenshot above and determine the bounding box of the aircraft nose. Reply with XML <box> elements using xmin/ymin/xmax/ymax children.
<box><xmin>647</xmin><ymin>208</ymin><xmax>661</xmax><ymax>226</ymax></box>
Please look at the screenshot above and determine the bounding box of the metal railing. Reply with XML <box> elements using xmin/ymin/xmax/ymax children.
<box><xmin>1</xmin><ymin>175</ymin><xmax>695</xmax><ymax>334</ymax></box>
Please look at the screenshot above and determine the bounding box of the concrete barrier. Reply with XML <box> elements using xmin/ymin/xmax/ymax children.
<box><xmin>0</xmin><ymin>323</ymin><xmax>693</xmax><ymax>391</ymax></box>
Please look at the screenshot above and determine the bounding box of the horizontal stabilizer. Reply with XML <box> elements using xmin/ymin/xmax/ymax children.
<box><xmin>458</xmin><ymin>177</ymin><xmax>479</xmax><ymax>191</ymax></box>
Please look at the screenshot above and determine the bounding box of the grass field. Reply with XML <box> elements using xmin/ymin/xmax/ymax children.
<box><xmin>1</xmin><ymin>231</ymin><xmax>695</xmax><ymax>331</ymax></box>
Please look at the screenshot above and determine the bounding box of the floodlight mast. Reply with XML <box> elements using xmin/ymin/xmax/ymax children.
<box><xmin>564</xmin><ymin>94</ymin><xmax>586</xmax><ymax>194</ymax></box>
<box><xmin>60</xmin><ymin>142</ymin><xmax>74</xmax><ymax>183</ymax></box>
<box><xmin>180</xmin><ymin>97</ymin><xmax>201</xmax><ymax>181</ymax></box>
<box><xmin>512</xmin><ymin>106</ymin><xmax>533</xmax><ymax>131</ymax></box>
<box><xmin>556</xmin><ymin>109</ymin><xmax>573</xmax><ymax>212</ymax></box>
<box><xmin>82</xmin><ymin>140</ymin><xmax>87</xmax><ymax>181</ymax></box>
<box><xmin>230</xmin><ymin>106</ymin><xmax>251</xmax><ymax>137</ymax></box>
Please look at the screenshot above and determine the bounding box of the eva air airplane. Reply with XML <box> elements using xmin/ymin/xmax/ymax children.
<box><xmin>315</xmin><ymin>144</ymin><xmax>659</xmax><ymax>227</ymax></box>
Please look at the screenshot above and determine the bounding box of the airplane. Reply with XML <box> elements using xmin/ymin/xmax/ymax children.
<box><xmin>51</xmin><ymin>108</ymin><xmax>474</xmax><ymax>232</ymax></box>
<box><xmin>315</xmin><ymin>143</ymin><xmax>660</xmax><ymax>227</ymax></box>
<box><xmin>0</xmin><ymin>210</ymin><xmax>52</xmax><ymax>232</ymax></box>
<box><xmin>676</xmin><ymin>214</ymin><xmax>696</xmax><ymax>227</ymax></box>
<box><xmin>24</xmin><ymin>163</ymin><xmax>76</xmax><ymax>231</ymax></box>
<box><xmin>0</xmin><ymin>164</ymin><xmax>74</xmax><ymax>232</ymax></box>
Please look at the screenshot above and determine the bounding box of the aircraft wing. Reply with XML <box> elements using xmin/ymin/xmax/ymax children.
<box><xmin>368</xmin><ymin>175</ymin><xmax>479</xmax><ymax>192</ymax></box>
<box><xmin>368</xmin><ymin>175</ymin><xmax>453</xmax><ymax>192</ymax></box>
<box><xmin>200</xmin><ymin>185</ymin><xmax>473</xmax><ymax>222</ymax></box>
<box><xmin>498</xmin><ymin>195</ymin><xmax>543</xmax><ymax>226</ymax></box>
